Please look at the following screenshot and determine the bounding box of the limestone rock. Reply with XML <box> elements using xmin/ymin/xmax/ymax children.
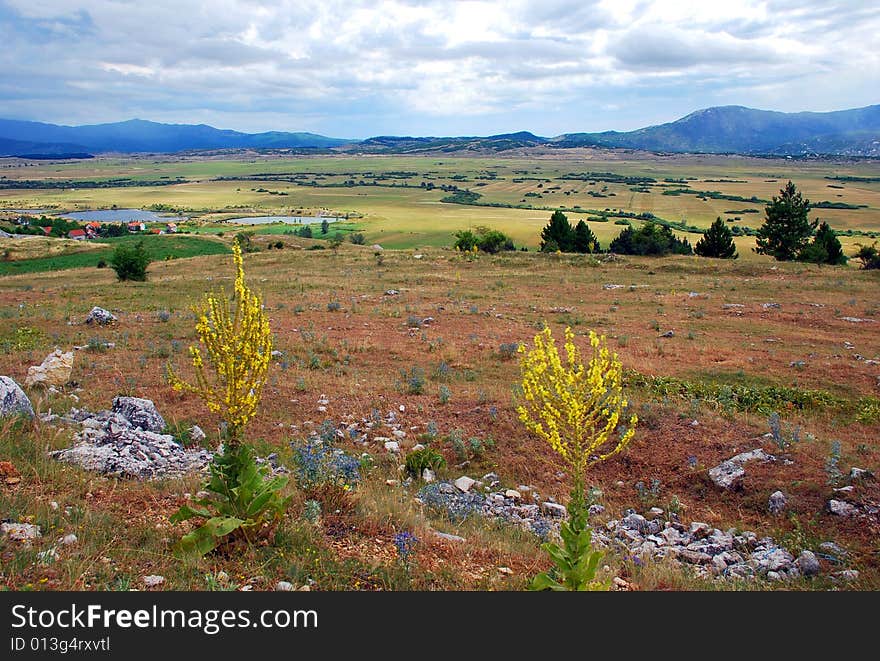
<box><xmin>768</xmin><ymin>491</ymin><xmax>787</xmax><ymax>515</ymax></box>
<box><xmin>142</xmin><ymin>575</ymin><xmax>165</xmax><ymax>588</ymax></box>
<box><xmin>797</xmin><ymin>550</ymin><xmax>821</xmax><ymax>577</ymax></box>
<box><xmin>1</xmin><ymin>522</ymin><xmax>41</xmax><ymax>543</ymax></box>
<box><xmin>85</xmin><ymin>306</ymin><xmax>117</xmax><ymax>325</ymax></box>
<box><xmin>827</xmin><ymin>499</ymin><xmax>856</xmax><ymax>517</ymax></box>
<box><xmin>454</xmin><ymin>476</ymin><xmax>476</xmax><ymax>492</ymax></box>
<box><xmin>112</xmin><ymin>396</ymin><xmax>166</xmax><ymax>433</ymax></box>
<box><xmin>0</xmin><ymin>376</ymin><xmax>34</xmax><ymax>418</ymax></box>
<box><xmin>26</xmin><ymin>349</ymin><xmax>74</xmax><ymax>388</ymax></box>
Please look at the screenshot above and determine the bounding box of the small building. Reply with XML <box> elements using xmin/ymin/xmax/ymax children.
<box><xmin>84</xmin><ymin>221</ymin><xmax>100</xmax><ymax>239</ymax></box>
<box><xmin>165</xmin><ymin>222</ymin><xmax>177</xmax><ymax>233</ymax></box>
<box><xmin>40</xmin><ymin>226</ymin><xmax>52</xmax><ymax>236</ymax></box>
<box><xmin>127</xmin><ymin>222</ymin><xmax>146</xmax><ymax>232</ymax></box>
<box><xmin>68</xmin><ymin>229</ymin><xmax>86</xmax><ymax>241</ymax></box>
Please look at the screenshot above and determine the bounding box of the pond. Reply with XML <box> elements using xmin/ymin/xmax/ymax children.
<box><xmin>56</xmin><ymin>209</ymin><xmax>184</xmax><ymax>222</ymax></box>
<box><xmin>228</xmin><ymin>216</ymin><xmax>341</xmax><ymax>225</ymax></box>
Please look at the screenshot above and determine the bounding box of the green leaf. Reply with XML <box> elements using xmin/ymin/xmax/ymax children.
<box><xmin>169</xmin><ymin>504</ymin><xmax>213</xmax><ymax>524</ymax></box>
<box><xmin>529</xmin><ymin>572</ymin><xmax>567</xmax><ymax>591</ymax></box>
<box><xmin>203</xmin><ymin>516</ymin><xmax>245</xmax><ymax>538</ymax></box>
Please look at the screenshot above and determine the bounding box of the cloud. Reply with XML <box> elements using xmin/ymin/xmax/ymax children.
<box><xmin>0</xmin><ymin>0</ymin><xmax>876</xmax><ymax>136</ymax></box>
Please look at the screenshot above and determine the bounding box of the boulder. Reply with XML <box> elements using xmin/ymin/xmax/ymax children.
<box><xmin>0</xmin><ymin>376</ymin><xmax>34</xmax><ymax>418</ymax></box>
<box><xmin>111</xmin><ymin>396</ymin><xmax>166</xmax><ymax>433</ymax></box>
<box><xmin>85</xmin><ymin>306</ymin><xmax>117</xmax><ymax>325</ymax></box>
<box><xmin>708</xmin><ymin>449</ymin><xmax>775</xmax><ymax>490</ymax></box>
<box><xmin>25</xmin><ymin>349</ymin><xmax>74</xmax><ymax>388</ymax></box>
<box><xmin>1</xmin><ymin>522</ymin><xmax>41</xmax><ymax>543</ymax></box>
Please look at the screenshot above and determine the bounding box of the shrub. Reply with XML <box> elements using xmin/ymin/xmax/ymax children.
<box><xmin>110</xmin><ymin>240</ymin><xmax>151</xmax><ymax>281</ymax></box>
<box><xmin>349</xmin><ymin>233</ymin><xmax>366</xmax><ymax>245</ymax></box>
<box><xmin>854</xmin><ymin>242</ymin><xmax>880</xmax><ymax>269</ymax></box>
<box><xmin>96</xmin><ymin>259</ymin><xmax>107</xmax><ymax>269</ymax></box>
<box><xmin>517</xmin><ymin>327</ymin><xmax>637</xmax><ymax>591</ymax></box>
<box><xmin>438</xmin><ymin>384</ymin><xmax>452</xmax><ymax>404</ymax></box>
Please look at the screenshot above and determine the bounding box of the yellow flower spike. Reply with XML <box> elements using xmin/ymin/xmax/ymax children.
<box><xmin>167</xmin><ymin>242</ymin><xmax>272</xmax><ymax>446</ymax></box>
<box><xmin>516</xmin><ymin>325</ymin><xmax>637</xmax><ymax>479</ymax></box>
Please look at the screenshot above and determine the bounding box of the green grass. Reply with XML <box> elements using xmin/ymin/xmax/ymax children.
<box><xmin>0</xmin><ymin>235</ymin><xmax>229</xmax><ymax>276</ymax></box>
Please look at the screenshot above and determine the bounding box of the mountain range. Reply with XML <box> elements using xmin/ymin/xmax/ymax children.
<box><xmin>1</xmin><ymin>104</ymin><xmax>878</xmax><ymax>158</ymax></box>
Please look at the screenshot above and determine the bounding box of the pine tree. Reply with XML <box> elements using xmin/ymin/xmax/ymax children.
<box><xmin>695</xmin><ymin>217</ymin><xmax>738</xmax><ymax>259</ymax></box>
<box><xmin>541</xmin><ymin>211</ymin><xmax>574</xmax><ymax>252</ymax></box>
<box><xmin>573</xmin><ymin>220</ymin><xmax>598</xmax><ymax>253</ymax></box>
<box><xmin>320</xmin><ymin>218</ymin><xmax>329</xmax><ymax>235</ymax></box>
<box><xmin>755</xmin><ymin>180</ymin><xmax>816</xmax><ymax>261</ymax></box>
<box><xmin>800</xmin><ymin>220</ymin><xmax>847</xmax><ymax>265</ymax></box>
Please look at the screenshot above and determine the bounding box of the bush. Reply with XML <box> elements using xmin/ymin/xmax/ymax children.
<box><xmin>110</xmin><ymin>240</ymin><xmax>151</xmax><ymax>281</ymax></box>
<box><xmin>96</xmin><ymin>259</ymin><xmax>107</xmax><ymax>269</ymax></box>
<box><xmin>349</xmin><ymin>233</ymin><xmax>366</xmax><ymax>245</ymax></box>
<box><xmin>854</xmin><ymin>241</ymin><xmax>880</xmax><ymax>269</ymax></box>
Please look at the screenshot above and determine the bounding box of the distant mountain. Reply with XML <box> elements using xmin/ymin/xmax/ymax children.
<box><xmin>3</xmin><ymin>105</ymin><xmax>879</xmax><ymax>157</ymax></box>
<box><xmin>554</xmin><ymin>105</ymin><xmax>880</xmax><ymax>156</ymax></box>
<box><xmin>0</xmin><ymin>118</ymin><xmax>351</xmax><ymax>155</ymax></box>
<box><xmin>352</xmin><ymin>131</ymin><xmax>548</xmax><ymax>154</ymax></box>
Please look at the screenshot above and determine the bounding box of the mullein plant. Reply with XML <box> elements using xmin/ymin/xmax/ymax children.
<box><xmin>517</xmin><ymin>327</ymin><xmax>637</xmax><ymax>590</ymax></box>
<box><xmin>167</xmin><ymin>242</ymin><xmax>289</xmax><ymax>556</ymax></box>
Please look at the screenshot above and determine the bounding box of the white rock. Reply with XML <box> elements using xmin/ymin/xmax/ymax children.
<box><xmin>26</xmin><ymin>349</ymin><xmax>74</xmax><ymax>388</ymax></box>
<box><xmin>505</xmin><ymin>489</ymin><xmax>522</xmax><ymax>500</ymax></box>
<box><xmin>384</xmin><ymin>441</ymin><xmax>400</xmax><ymax>453</ymax></box>
<box><xmin>392</xmin><ymin>429</ymin><xmax>406</xmax><ymax>439</ymax></box>
<box><xmin>454</xmin><ymin>476</ymin><xmax>476</xmax><ymax>492</ymax></box>
<box><xmin>275</xmin><ymin>581</ymin><xmax>294</xmax><ymax>591</ymax></box>
<box><xmin>827</xmin><ymin>499</ymin><xmax>857</xmax><ymax>517</ymax></box>
<box><xmin>433</xmin><ymin>531</ymin><xmax>466</xmax><ymax>543</ymax></box>
<box><xmin>1</xmin><ymin>522</ymin><xmax>41</xmax><ymax>542</ymax></box>
<box><xmin>411</xmin><ymin>444</ymin><xmax>425</xmax><ymax>452</ymax></box>
<box><xmin>189</xmin><ymin>425</ymin><xmax>206</xmax><ymax>443</ymax></box>
<box><xmin>61</xmin><ymin>534</ymin><xmax>78</xmax><ymax>546</ymax></box>
<box><xmin>422</xmin><ymin>469</ymin><xmax>436</xmax><ymax>483</ymax></box>
<box><xmin>216</xmin><ymin>571</ymin><xmax>229</xmax><ymax>584</ymax></box>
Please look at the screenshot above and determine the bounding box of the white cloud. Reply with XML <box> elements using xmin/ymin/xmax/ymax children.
<box><xmin>0</xmin><ymin>0</ymin><xmax>876</xmax><ymax>135</ymax></box>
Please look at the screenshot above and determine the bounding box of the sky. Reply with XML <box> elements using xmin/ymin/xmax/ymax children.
<box><xmin>1</xmin><ymin>0</ymin><xmax>878</xmax><ymax>138</ymax></box>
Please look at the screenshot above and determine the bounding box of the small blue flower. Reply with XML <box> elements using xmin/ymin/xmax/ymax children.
<box><xmin>394</xmin><ymin>531</ymin><xmax>418</xmax><ymax>562</ymax></box>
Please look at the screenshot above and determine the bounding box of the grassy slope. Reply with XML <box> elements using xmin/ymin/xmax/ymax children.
<box><xmin>0</xmin><ymin>234</ymin><xmax>229</xmax><ymax>276</ymax></box>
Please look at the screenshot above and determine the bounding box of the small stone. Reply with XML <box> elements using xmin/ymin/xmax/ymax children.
<box><xmin>612</xmin><ymin>577</ymin><xmax>630</xmax><ymax>589</ymax></box>
<box><xmin>497</xmin><ymin>566</ymin><xmax>513</xmax><ymax>575</ymax></box>
<box><xmin>384</xmin><ymin>441</ymin><xmax>400</xmax><ymax>453</ymax></box>
<box><xmin>658</xmin><ymin>330</ymin><xmax>675</xmax><ymax>338</ymax></box>
<box><xmin>504</xmin><ymin>489</ymin><xmax>522</xmax><ymax>500</ymax></box>
<box><xmin>622</xmin><ymin>513</ymin><xmax>649</xmax><ymax>533</ymax></box>
<box><xmin>216</xmin><ymin>571</ymin><xmax>229</xmax><ymax>583</ymax></box>
<box><xmin>835</xmin><ymin>569</ymin><xmax>860</xmax><ymax>582</ymax></box>
<box><xmin>411</xmin><ymin>444</ymin><xmax>425</xmax><ymax>452</ymax></box>
<box><xmin>454</xmin><ymin>476</ymin><xmax>476</xmax><ymax>492</ymax></box>
<box><xmin>588</xmin><ymin>504</ymin><xmax>605</xmax><ymax>517</ymax></box>
<box><xmin>433</xmin><ymin>531</ymin><xmax>467</xmax><ymax>543</ymax></box>
<box><xmin>766</xmin><ymin>571</ymin><xmax>782</xmax><ymax>581</ymax></box>
<box><xmin>50</xmin><ymin>501</ymin><xmax>59</xmax><ymax>511</ymax></box>
<box><xmin>648</xmin><ymin>507</ymin><xmax>664</xmax><ymax>518</ymax></box>
<box><xmin>391</xmin><ymin>429</ymin><xmax>406</xmax><ymax>439</ymax></box>
<box><xmin>768</xmin><ymin>491</ymin><xmax>787</xmax><ymax>515</ymax></box>
<box><xmin>762</xmin><ymin>302</ymin><xmax>781</xmax><ymax>310</ymax></box>
<box><xmin>827</xmin><ymin>499</ymin><xmax>857</xmax><ymax>517</ymax></box>
<box><xmin>797</xmin><ymin>550</ymin><xmax>821</xmax><ymax>577</ymax></box>
<box><xmin>541</xmin><ymin>502</ymin><xmax>568</xmax><ymax>518</ymax></box>
<box><xmin>689</xmin><ymin>522</ymin><xmax>712</xmax><ymax>538</ymax></box>
<box><xmin>275</xmin><ymin>581</ymin><xmax>294</xmax><ymax>591</ymax></box>
<box><xmin>399</xmin><ymin>405</ymin><xmax>405</xmax><ymax>412</ymax></box>
<box><xmin>384</xmin><ymin>289</ymin><xmax>399</xmax><ymax>296</ymax></box>
<box><xmin>298</xmin><ymin>585</ymin><xmax>311</xmax><ymax>591</ymax></box>
<box><xmin>189</xmin><ymin>425</ymin><xmax>206</xmax><ymax>443</ymax></box>
<box><xmin>142</xmin><ymin>575</ymin><xmax>165</xmax><ymax>588</ymax></box>
<box><xmin>850</xmin><ymin>467</ymin><xmax>874</xmax><ymax>481</ymax></box>
<box><xmin>422</xmin><ymin>469</ymin><xmax>436</xmax><ymax>483</ymax></box>
<box><xmin>61</xmin><ymin>533</ymin><xmax>78</xmax><ymax>546</ymax></box>
<box><xmin>26</xmin><ymin>349</ymin><xmax>74</xmax><ymax>388</ymax></box>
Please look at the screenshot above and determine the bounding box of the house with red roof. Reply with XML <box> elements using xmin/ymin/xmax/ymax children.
<box><xmin>68</xmin><ymin>229</ymin><xmax>86</xmax><ymax>240</ymax></box>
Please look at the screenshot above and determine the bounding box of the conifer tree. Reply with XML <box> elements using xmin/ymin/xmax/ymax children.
<box><xmin>695</xmin><ymin>217</ymin><xmax>738</xmax><ymax>259</ymax></box>
<box><xmin>573</xmin><ymin>220</ymin><xmax>598</xmax><ymax>253</ymax></box>
<box><xmin>541</xmin><ymin>211</ymin><xmax>574</xmax><ymax>252</ymax></box>
<box><xmin>755</xmin><ymin>180</ymin><xmax>816</xmax><ymax>260</ymax></box>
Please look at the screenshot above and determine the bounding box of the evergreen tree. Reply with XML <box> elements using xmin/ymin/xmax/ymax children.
<box><xmin>695</xmin><ymin>217</ymin><xmax>738</xmax><ymax>259</ymax></box>
<box><xmin>799</xmin><ymin>221</ymin><xmax>847</xmax><ymax>265</ymax></box>
<box><xmin>320</xmin><ymin>218</ymin><xmax>329</xmax><ymax>235</ymax></box>
<box><xmin>755</xmin><ymin>180</ymin><xmax>816</xmax><ymax>261</ymax></box>
<box><xmin>609</xmin><ymin>221</ymin><xmax>692</xmax><ymax>256</ymax></box>
<box><xmin>541</xmin><ymin>211</ymin><xmax>574</xmax><ymax>252</ymax></box>
<box><xmin>573</xmin><ymin>220</ymin><xmax>598</xmax><ymax>253</ymax></box>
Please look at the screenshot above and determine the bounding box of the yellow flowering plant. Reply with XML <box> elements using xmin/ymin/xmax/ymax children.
<box><xmin>516</xmin><ymin>326</ymin><xmax>637</xmax><ymax>590</ymax></box>
<box><xmin>167</xmin><ymin>241</ymin><xmax>272</xmax><ymax>445</ymax></box>
<box><xmin>168</xmin><ymin>243</ymin><xmax>288</xmax><ymax>556</ymax></box>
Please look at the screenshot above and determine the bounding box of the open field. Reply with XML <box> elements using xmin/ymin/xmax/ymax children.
<box><xmin>0</xmin><ymin>234</ymin><xmax>878</xmax><ymax>591</ymax></box>
<box><xmin>2</xmin><ymin>151</ymin><xmax>879</xmax><ymax>253</ymax></box>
